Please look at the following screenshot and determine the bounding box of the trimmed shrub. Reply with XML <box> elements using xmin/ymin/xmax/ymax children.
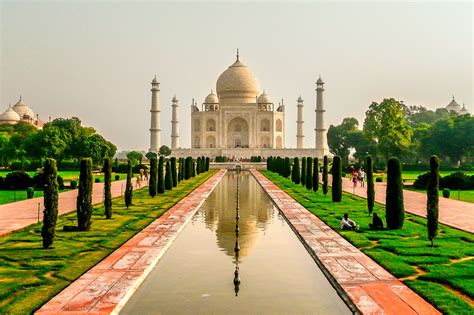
<box><xmin>165</xmin><ymin>160</ymin><xmax>173</xmax><ymax>190</ymax></box>
<box><xmin>191</xmin><ymin>159</ymin><xmax>196</xmax><ymax>177</ymax></box>
<box><xmin>171</xmin><ymin>157</ymin><xmax>178</xmax><ymax>187</ymax></box>
<box><xmin>442</xmin><ymin>188</ymin><xmax>450</xmax><ymax>198</ymax></box>
<box><xmin>206</xmin><ymin>157</ymin><xmax>210</xmax><ymax>171</ymax></box>
<box><xmin>440</xmin><ymin>172</ymin><xmax>471</xmax><ymax>190</ymax></box>
<box><xmin>312</xmin><ymin>158</ymin><xmax>319</xmax><ymax>192</ymax></box>
<box><xmin>149</xmin><ymin>157</ymin><xmax>157</xmax><ymax>197</ymax></box>
<box><xmin>4</xmin><ymin>171</ymin><xmax>33</xmax><ymax>190</ymax></box>
<box><xmin>284</xmin><ymin>157</ymin><xmax>291</xmax><ymax>178</ymax></box>
<box><xmin>103</xmin><ymin>157</ymin><xmax>112</xmax><ymax>219</ymax></box>
<box><xmin>77</xmin><ymin>158</ymin><xmax>93</xmax><ymax>231</ymax></box>
<box><xmin>114</xmin><ymin>174</ymin><xmax>120</xmax><ymax>181</ymax></box>
<box><xmin>385</xmin><ymin>157</ymin><xmax>405</xmax><ymax>229</ymax></box>
<box><xmin>94</xmin><ymin>178</ymin><xmax>100</xmax><ymax>183</ymax></box>
<box><xmin>306</xmin><ymin>157</ymin><xmax>313</xmax><ymax>190</ymax></box>
<box><xmin>27</xmin><ymin>187</ymin><xmax>35</xmax><ymax>199</ymax></box>
<box><xmin>323</xmin><ymin>156</ymin><xmax>328</xmax><ymax>196</ymax></box>
<box><xmin>376</xmin><ymin>177</ymin><xmax>383</xmax><ymax>182</ymax></box>
<box><xmin>70</xmin><ymin>180</ymin><xmax>77</xmax><ymax>189</ymax></box>
<box><xmin>331</xmin><ymin>156</ymin><xmax>342</xmax><ymax>202</ymax></box>
<box><xmin>124</xmin><ymin>160</ymin><xmax>133</xmax><ymax>208</ymax></box>
<box><xmin>291</xmin><ymin>157</ymin><xmax>300</xmax><ymax>184</ymax></box>
<box><xmin>301</xmin><ymin>157</ymin><xmax>307</xmax><ymax>186</ymax></box>
<box><xmin>427</xmin><ymin>155</ymin><xmax>439</xmax><ymax>247</ymax></box>
<box><xmin>57</xmin><ymin>176</ymin><xmax>64</xmax><ymax>190</ymax></box>
<box><xmin>196</xmin><ymin>157</ymin><xmax>201</xmax><ymax>175</ymax></box>
<box><xmin>367</xmin><ymin>155</ymin><xmax>375</xmax><ymax>216</ymax></box>
<box><xmin>185</xmin><ymin>157</ymin><xmax>192</xmax><ymax>180</ymax></box>
<box><xmin>158</xmin><ymin>156</ymin><xmax>165</xmax><ymax>193</ymax></box>
<box><xmin>41</xmin><ymin>158</ymin><xmax>59</xmax><ymax>249</ymax></box>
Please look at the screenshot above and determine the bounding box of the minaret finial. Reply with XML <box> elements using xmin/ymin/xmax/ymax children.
<box><xmin>236</xmin><ymin>48</ymin><xmax>239</xmax><ymax>61</ymax></box>
<box><xmin>19</xmin><ymin>95</ymin><xmax>22</xmax><ymax>101</ymax></box>
<box><xmin>453</xmin><ymin>94</ymin><xmax>455</xmax><ymax>100</ymax></box>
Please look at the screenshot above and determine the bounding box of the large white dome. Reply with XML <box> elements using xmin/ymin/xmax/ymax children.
<box><xmin>12</xmin><ymin>97</ymin><xmax>35</xmax><ymax>118</ymax></box>
<box><xmin>0</xmin><ymin>107</ymin><xmax>21</xmax><ymax>124</ymax></box>
<box><xmin>216</xmin><ymin>58</ymin><xmax>260</xmax><ymax>101</ymax></box>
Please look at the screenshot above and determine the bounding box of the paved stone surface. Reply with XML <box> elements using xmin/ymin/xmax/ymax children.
<box><xmin>0</xmin><ymin>178</ymin><xmax>147</xmax><ymax>236</ymax></box>
<box><xmin>341</xmin><ymin>177</ymin><xmax>474</xmax><ymax>233</ymax></box>
<box><xmin>35</xmin><ymin>170</ymin><xmax>226</xmax><ymax>315</ymax></box>
<box><xmin>252</xmin><ymin>169</ymin><xmax>440</xmax><ymax>315</ymax></box>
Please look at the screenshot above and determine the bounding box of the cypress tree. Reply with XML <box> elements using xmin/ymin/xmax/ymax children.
<box><xmin>165</xmin><ymin>160</ymin><xmax>173</xmax><ymax>190</ymax></box>
<box><xmin>185</xmin><ymin>157</ymin><xmax>192</xmax><ymax>180</ymax></box>
<box><xmin>306</xmin><ymin>157</ymin><xmax>313</xmax><ymax>190</ymax></box>
<box><xmin>41</xmin><ymin>158</ymin><xmax>58</xmax><ymax>249</ymax></box>
<box><xmin>291</xmin><ymin>157</ymin><xmax>300</xmax><ymax>184</ymax></box>
<box><xmin>171</xmin><ymin>157</ymin><xmax>178</xmax><ymax>187</ymax></box>
<box><xmin>366</xmin><ymin>155</ymin><xmax>375</xmax><ymax>216</ymax></box>
<box><xmin>301</xmin><ymin>157</ymin><xmax>307</xmax><ymax>186</ymax></box>
<box><xmin>313</xmin><ymin>157</ymin><xmax>319</xmax><ymax>192</ymax></box>
<box><xmin>179</xmin><ymin>157</ymin><xmax>184</xmax><ymax>181</ymax></box>
<box><xmin>124</xmin><ymin>159</ymin><xmax>133</xmax><ymax>208</ymax></box>
<box><xmin>323</xmin><ymin>155</ymin><xmax>328</xmax><ymax>196</ymax></box>
<box><xmin>206</xmin><ymin>157</ymin><xmax>210</xmax><ymax>171</ymax></box>
<box><xmin>285</xmin><ymin>157</ymin><xmax>291</xmax><ymax>178</ymax></box>
<box><xmin>77</xmin><ymin>158</ymin><xmax>93</xmax><ymax>231</ymax></box>
<box><xmin>149</xmin><ymin>157</ymin><xmax>157</xmax><ymax>197</ymax></box>
<box><xmin>386</xmin><ymin>157</ymin><xmax>405</xmax><ymax>229</ymax></box>
<box><xmin>192</xmin><ymin>159</ymin><xmax>196</xmax><ymax>177</ymax></box>
<box><xmin>103</xmin><ymin>157</ymin><xmax>112</xmax><ymax>219</ymax></box>
<box><xmin>332</xmin><ymin>156</ymin><xmax>342</xmax><ymax>202</ymax></box>
<box><xmin>196</xmin><ymin>157</ymin><xmax>201</xmax><ymax>175</ymax></box>
<box><xmin>427</xmin><ymin>155</ymin><xmax>439</xmax><ymax>247</ymax></box>
<box><xmin>158</xmin><ymin>156</ymin><xmax>165</xmax><ymax>193</ymax></box>
<box><xmin>267</xmin><ymin>156</ymin><xmax>272</xmax><ymax>171</ymax></box>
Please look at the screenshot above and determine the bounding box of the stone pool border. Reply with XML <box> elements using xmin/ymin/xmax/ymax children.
<box><xmin>35</xmin><ymin>169</ymin><xmax>227</xmax><ymax>315</ymax></box>
<box><xmin>251</xmin><ymin>169</ymin><xmax>440</xmax><ymax>315</ymax></box>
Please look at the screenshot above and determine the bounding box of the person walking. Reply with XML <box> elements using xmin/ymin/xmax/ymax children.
<box><xmin>358</xmin><ymin>167</ymin><xmax>365</xmax><ymax>188</ymax></box>
<box><xmin>352</xmin><ymin>169</ymin><xmax>358</xmax><ymax>193</ymax></box>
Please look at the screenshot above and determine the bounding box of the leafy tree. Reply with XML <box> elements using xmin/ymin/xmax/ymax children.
<box><xmin>327</xmin><ymin>117</ymin><xmax>359</xmax><ymax>167</ymax></box>
<box><xmin>158</xmin><ymin>156</ymin><xmax>165</xmax><ymax>193</ymax></box>
<box><xmin>171</xmin><ymin>157</ymin><xmax>178</xmax><ymax>187</ymax></box>
<box><xmin>427</xmin><ymin>155</ymin><xmax>439</xmax><ymax>247</ymax></box>
<box><xmin>41</xmin><ymin>158</ymin><xmax>58</xmax><ymax>249</ymax></box>
<box><xmin>385</xmin><ymin>157</ymin><xmax>405</xmax><ymax>229</ymax></box>
<box><xmin>301</xmin><ymin>157</ymin><xmax>307</xmax><ymax>186</ymax></box>
<box><xmin>305</xmin><ymin>157</ymin><xmax>313</xmax><ymax>190</ymax></box>
<box><xmin>322</xmin><ymin>156</ymin><xmax>328</xmax><ymax>196</ymax></box>
<box><xmin>124</xmin><ymin>160</ymin><xmax>133</xmax><ymax>208</ymax></box>
<box><xmin>350</xmin><ymin>130</ymin><xmax>378</xmax><ymax>164</ymax></box>
<box><xmin>159</xmin><ymin>145</ymin><xmax>172</xmax><ymax>157</ymax></box>
<box><xmin>291</xmin><ymin>157</ymin><xmax>300</xmax><ymax>184</ymax></box>
<box><xmin>127</xmin><ymin>151</ymin><xmax>143</xmax><ymax>165</ymax></box>
<box><xmin>103</xmin><ymin>157</ymin><xmax>112</xmax><ymax>219</ymax></box>
<box><xmin>145</xmin><ymin>151</ymin><xmax>157</xmax><ymax>160</ymax></box>
<box><xmin>366</xmin><ymin>155</ymin><xmax>375</xmax><ymax>216</ymax></box>
<box><xmin>149</xmin><ymin>157</ymin><xmax>157</xmax><ymax>197</ymax></box>
<box><xmin>332</xmin><ymin>156</ymin><xmax>342</xmax><ymax>202</ymax></box>
<box><xmin>81</xmin><ymin>134</ymin><xmax>116</xmax><ymax>165</ymax></box>
<box><xmin>364</xmin><ymin>98</ymin><xmax>413</xmax><ymax>160</ymax></box>
<box><xmin>165</xmin><ymin>160</ymin><xmax>173</xmax><ymax>190</ymax></box>
<box><xmin>77</xmin><ymin>158</ymin><xmax>93</xmax><ymax>231</ymax></box>
<box><xmin>312</xmin><ymin>158</ymin><xmax>319</xmax><ymax>192</ymax></box>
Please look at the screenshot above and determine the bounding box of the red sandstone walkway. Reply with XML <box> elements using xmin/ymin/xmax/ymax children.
<box><xmin>35</xmin><ymin>169</ymin><xmax>226</xmax><ymax>315</ymax></box>
<box><xmin>341</xmin><ymin>177</ymin><xmax>474</xmax><ymax>233</ymax></box>
<box><xmin>252</xmin><ymin>169</ymin><xmax>440</xmax><ymax>315</ymax></box>
<box><xmin>0</xmin><ymin>178</ymin><xmax>148</xmax><ymax>236</ymax></box>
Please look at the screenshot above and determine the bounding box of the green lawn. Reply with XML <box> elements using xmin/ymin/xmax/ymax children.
<box><xmin>0</xmin><ymin>189</ymin><xmax>44</xmax><ymax>205</ymax></box>
<box><xmin>262</xmin><ymin>171</ymin><xmax>474</xmax><ymax>315</ymax></box>
<box><xmin>0</xmin><ymin>170</ymin><xmax>216</xmax><ymax>314</ymax></box>
<box><xmin>0</xmin><ymin>170</ymin><xmax>128</xmax><ymax>182</ymax></box>
<box><xmin>406</xmin><ymin>187</ymin><xmax>474</xmax><ymax>204</ymax></box>
<box><xmin>365</xmin><ymin>170</ymin><xmax>474</xmax><ymax>183</ymax></box>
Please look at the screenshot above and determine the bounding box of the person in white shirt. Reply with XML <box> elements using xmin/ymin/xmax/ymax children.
<box><xmin>340</xmin><ymin>213</ymin><xmax>357</xmax><ymax>230</ymax></box>
<box><xmin>358</xmin><ymin>168</ymin><xmax>365</xmax><ymax>187</ymax></box>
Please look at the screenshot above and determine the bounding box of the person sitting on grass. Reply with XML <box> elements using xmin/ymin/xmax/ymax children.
<box><xmin>369</xmin><ymin>213</ymin><xmax>384</xmax><ymax>230</ymax></box>
<box><xmin>340</xmin><ymin>213</ymin><xmax>357</xmax><ymax>230</ymax></box>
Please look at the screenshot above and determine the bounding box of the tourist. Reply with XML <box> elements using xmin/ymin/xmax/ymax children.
<box><xmin>144</xmin><ymin>169</ymin><xmax>149</xmax><ymax>181</ymax></box>
<box><xmin>139</xmin><ymin>168</ymin><xmax>144</xmax><ymax>181</ymax></box>
<box><xmin>352</xmin><ymin>169</ymin><xmax>358</xmax><ymax>192</ymax></box>
<box><xmin>369</xmin><ymin>213</ymin><xmax>384</xmax><ymax>230</ymax></box>
<box><xmin>136</xmin><ymin>175</ymin><xmax>141</xmax><ymax>189</ymax></box>
<box><xmin>340</xmin><ymin>213</ymin><xmax>357</xmax><ymax>230</ymax></box>
<box><xmin>358</xmin><ymin>167</ymin><xmax>365</xmax><ymax>187</ymax></box>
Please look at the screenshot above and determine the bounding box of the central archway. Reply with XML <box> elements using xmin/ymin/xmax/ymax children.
<box><xmin>227</xmin><ymin>117</ymin><xmax>249</xmax><ymax>148</ymax></box>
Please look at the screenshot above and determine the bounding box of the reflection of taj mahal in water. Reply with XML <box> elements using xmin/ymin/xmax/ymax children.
<box><xmin>149</xmin><ymin>51</ymin><xmax>329</xmax><ymax>158</ymax></box>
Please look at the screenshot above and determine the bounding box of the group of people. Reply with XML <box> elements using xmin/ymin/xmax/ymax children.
<box><xmin>340</xmin><ymin>212</ymin><xmax>384</xmax><ymax>231</ymax></box>
<box><xmin>349</xmin><ymin>166</ymin><xmax>365</xmax><ymax>190</ymax></box>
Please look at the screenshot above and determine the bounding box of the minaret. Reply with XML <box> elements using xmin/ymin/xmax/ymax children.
<box><xmin>149</xmin><ymin>76</ymin><xmax>161</xmax><ymax>152</ymax></box>
<box><xmin>296</xmin><ymin>96</ymin><xmax>304</xmax><ymax>149</ymax></box>
<box><xmin>315</xmin><ymin>76</ymin><xmax>328</xmax><ymax>152</ymax></box>
<box><xmin>171</xmin><ymin>95</ymin><xmax>179</xmax><ymax>149</ymax></box>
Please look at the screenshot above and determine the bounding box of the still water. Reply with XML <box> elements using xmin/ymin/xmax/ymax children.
<box><xmin>121</xmin><ymin>172</ymin><xmax>350</xmax><ymax>314</ymax></box>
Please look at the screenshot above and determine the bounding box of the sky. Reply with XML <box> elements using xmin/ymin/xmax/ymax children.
<box><xmin>1</xmin><ymin>0</ymin><xmax>472</xmax><ymax>151</ymax></box>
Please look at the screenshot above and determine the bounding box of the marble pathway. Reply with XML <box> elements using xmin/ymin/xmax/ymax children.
<box><xmin>0</xmin><ymin>178</ymin><xmax>148</xmax><ymax>236</ymax></box>
<box><xmin>35</xmin><ymin>169</ymin><xmax>226</xmax><ymax>315</ymax></box>
<box><xmin>341</xmin><ymin>177</ymin><xmax>474</xmax><ymax>233</ymax></box>
<box><xmin>251</xmin><ymin>169</ymin><xmax>440</xmax><ymax>315</ymax></box>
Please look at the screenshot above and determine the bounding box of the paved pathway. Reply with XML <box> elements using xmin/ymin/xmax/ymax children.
<box><xmin>342</xmin><ymin>177</ymin><xmax>474</xmax><ymax>233</ymax></box>
<box><xmin>0</xmin><ymin>178</ymin><xmax>147</xmax><ymax>236</ymax></box>
<box><xmin>35</xmin><ymin>170</ymin><xmax>226</xmax><ymax>315</ymax></box>
<box><xmin>252</xmin><ymin>170</ymin><xmax>440</xmax><ymax>315</ymax></box>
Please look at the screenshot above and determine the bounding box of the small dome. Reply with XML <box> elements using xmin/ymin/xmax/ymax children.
<box><xmin>0</xmin><ymin>106</ymin><xmax>21</xmax><ymax>123</ymax></box>
<box><xmin>446</xmin><ymin>97</ymin><xmax>462</xmax><ymax>112</ymax></box>
<box><xmin>297</xmin><ymin>95</ymin><xmax>304</xmax><ymax>103</ymax></box>
<box><xmin>204</xmin><ymin>90</ymin><xmax>219</xmax><ymax>104</ymax></box>
<box><xmin>151</xmin><ymin>76</ymin><xmax>159</xmax><ymax>84</ymax></box>
<box><xmin>172</xmin><ymin>95</ymin><xmax>178</xmax><ymax>102</ymax></box>
<box><xmin>316</xmin><ymin>76</ymin><xmax>324</xmax><ymax>84</ymax></box>
<box><xmin>459</xmin><ymin>104</ymin><xmax>469</xmax><ymax>115</ymax></box>
<box><xmin>12</xmin><ymin>97</ymin><xmax>35</xmax><ymax>119</ymax></box>
<box><xmin>257</xmin><ymin>90</ymin><xmax>272</xmax><ymax>104</ymax></box>
<box><xmin>216</xmin><ymin>58</ymin><xmax>260</xmax><ymax>100</ymax></box>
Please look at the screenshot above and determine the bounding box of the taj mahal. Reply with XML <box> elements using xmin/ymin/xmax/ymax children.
<box><xmin>149</xmin><ymin>51</ymin><xmax>330</xmax><ymax>159</ymax></box>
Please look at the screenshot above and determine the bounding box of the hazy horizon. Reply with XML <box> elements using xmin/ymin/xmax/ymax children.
<box><xmin>1</xmin><ymin>1</ymin><xmax>472</xmax><ymax>151</ymax></box>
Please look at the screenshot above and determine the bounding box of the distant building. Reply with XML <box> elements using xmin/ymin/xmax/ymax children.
<box><xmin>0</xmin><ymin>97</ymin><xmax>46</xmax><ymax>128</ymax></box>
<box><xmin>445</xmin><ymin>96</ymin><xmax>470</xmax><ymax>115</ymax></box>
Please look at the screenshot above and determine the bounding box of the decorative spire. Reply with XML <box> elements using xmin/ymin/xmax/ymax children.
<box><xmin>19</xmin><ymin>95</ymin><xmax>22</xmax><ymax>101</ymax></box>
<box><xmin>236</xmin><ymin>48</ymin><xmax>239</xmax><ymax>61</ymax></box>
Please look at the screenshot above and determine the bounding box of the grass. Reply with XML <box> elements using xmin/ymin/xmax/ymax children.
<box><xmin>366</xmin><ymin>170</ymin><xmax>474</xmax><ymax>183</ymax></box>
<box><xmin>0</xmin><ymin>189</ymin><xmax>44</xmax><ymax>205</ymax></box>
<box><xmin>0</xmin><ymin>170</ymin><xmax>216</xmax><ymax>314</ymax></box>
<box><xmin>406</xmin><ymin>187</ymin><xmax>474</xmax><ymax>204</ymax></box>
<box><xmin>262</xmin><ymin>170</ymin><xmax>474</xmax><ymax>315</ymax></box>
<box><xmin>0</xmin><ymin>170</ymin><xmax>128</xmax><ymax>182</ymax></box>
